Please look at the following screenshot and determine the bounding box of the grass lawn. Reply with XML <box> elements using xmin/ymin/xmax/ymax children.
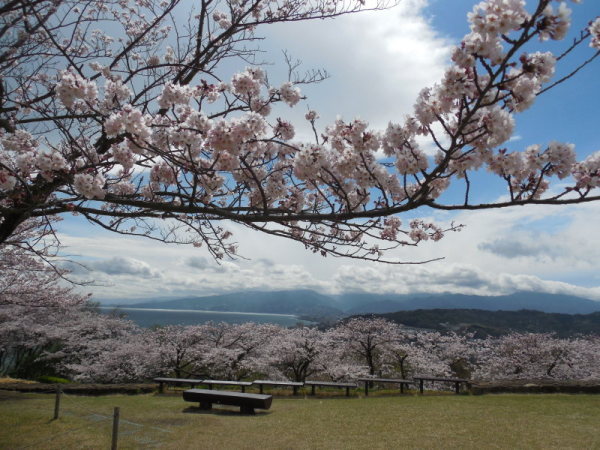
<box><xmin>1</xmin><ymin>390</ymin><xmax>599</xmax><ymax>449</ymax></box>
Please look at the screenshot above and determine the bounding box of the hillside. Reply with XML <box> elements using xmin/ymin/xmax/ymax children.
<box><xmin>373</xmin><ymin>309</ymin><xmax>600</xmax><ymax>337</ymax></box>
<box><xmin>344</xmin><ymin>292</ymin><xmax>600</xmax><ymax>315</ymax></box>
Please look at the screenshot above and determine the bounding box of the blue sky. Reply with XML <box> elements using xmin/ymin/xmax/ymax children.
<box><xmin>56</xmin><ymin>0</ymin><xmax>600</xmax><ymax>304</ymax></box>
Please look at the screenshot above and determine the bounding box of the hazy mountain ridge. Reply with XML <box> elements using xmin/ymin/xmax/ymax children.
<box><xmin>120</xmin><ymin>289</ymin><xmax>600</xmax><ymax>317</ymax></box>
<box><xmin>370</xmin><ymin>309</ymin><xmax>600</xmax><ymax>338</ymax></box>
<box><xmin>344</xmin><ymin>292</ymin><xmax>600</xmax><ymax>315</ymax></box>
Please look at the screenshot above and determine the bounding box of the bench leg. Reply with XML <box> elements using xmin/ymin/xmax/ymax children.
<box><xmin>419</xmin><ymin>379</ymin><xmax>424</xmax><ymax>394</ymax></box>
<box><xmin>259</xmin><ymin>385</ymin><xmax>264</xmax><ymax>395</ymax></box>
<box><xmin>364</xmin><ymin>382</ymin><xmax>369</xmax><ymax>396</ymax></box>
<box><xmin>455</xmin><ymin>382</ymin><xmax>460</xmax><ymax>395</ymax></box>
<box><xmin>311</xmin><ymin>385</ymin><xmax>315</xmax><ymax>396</ymax></box>
<box><xmin>400</xmin><ymin>383</ymin><xmax>404</xmax><ymax>394</ymax></box>
<box><xmin>242</xmin><ymin>386</ymin><xmax>245</xmax><ymax>393</ymax></box>
<box><xmin>199</xmin><ymin>402</ymin><xmax>212</xmax><ymax>410</ymax></box>
<box><xmin>293</xmin><ymin>386</ymin><xmax>298</xmax><ymax>396</ymax></box>
<box><xmin>159</xmin><ymin>382</ymin><xmax>165</xmax><ymax>394</ymax></box>
<box><xmin>346</xmin><ymin>387</ymin><xmax>350</xmax><ymax>397</ymax></box>
<box><xmin>240</xmin><ymin>405</ymin><xmax>255</xmax><ymax>415</ymax></box>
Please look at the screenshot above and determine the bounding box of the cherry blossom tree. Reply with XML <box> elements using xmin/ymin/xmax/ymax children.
<box><xmin>0</xmin><ymin>304</ymin><xmax>64</xmax><ymax>377</ymax></box>
<box><xmin>0</xmin><ymin>0</ymin><xmax>598</xmax><ymax>264</ymax></box>
<box><xmin>473</xmin><ymin>332</ymin><xmax>600</xmax><ymax>380</ymax></box>
<box><xmin>0</xmin><ymin>218</ymin><xmax>88</xmax><ymax>307</ymax></box>
<box><xmin>191</xmin><ymin>322</ymin><xmax>281</xmax><ymax>380</ymax></box>
<box><xmin>65</xmin><ymin>330</ymin><xmax>159</xmax><ymax>383</ymax></box>
<box><xmin>0</xmin><ymin>302</ymin><xmax>140</xmax><ymax>379</ymax></box>
<box><xmin>265</xmin><ymin>326</ymin><xmax>329</xmax><ymax>381</ymax></box>
<box><xmin>377</xmin><ymin>329</ymin><xmax>435</xmax><ymax>378</ymax></box>
<box><xmin>566</xmin><ymin>335</ymin><xmax>600</xmax><ymax>380</ymax></box>
<box><xmin>411</xmin><ymin>330</ymin><xmax>478</xmax><ymax>378</ymax></box>
<box><xmin>0</xmin><ymin>219</ymin><xmax>91</xmax><ymax>376</ymax></box>
<box><xmin>330</xmin><ymin>317</ymin><xmax>405</xmax><ymax>376</ymax></box>
<box><xmin>50</xmin><ymin>308</ymin><xmax>143</xmax><ymax>379</ymax></box>
<box><xmin>147</xmin><ymin>324</ymin><xmax>207</xmax><ymax>378</ymax></box>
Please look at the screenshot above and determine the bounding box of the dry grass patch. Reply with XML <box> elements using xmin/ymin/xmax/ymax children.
<box><xmin>0</xmin><ymin>377</ymin><xmax>38</xmax><ymax>385</ymax></box>
<box><xmin>0</xmin><ymin>392</ymin><xmax>599</xmax><ymax>449</ymax></box>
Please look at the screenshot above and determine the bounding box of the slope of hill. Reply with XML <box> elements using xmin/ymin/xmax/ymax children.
<box><xmin>345</xmin><ymin>292</ymin><xmax>600</xmax><ymax>315</ymax></box>
<box><xmin>374</xmin><ymin>309</ymin><xmax>600</xmax><ymax>337</ymax></box>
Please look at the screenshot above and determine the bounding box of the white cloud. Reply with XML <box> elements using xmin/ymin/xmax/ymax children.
<box><xmin>478</xmin><ymin>237</ymin><xmax>565</xmax><ymax>261</ymax></box>
<box><xmin>88</xmin><ymin>257</ymin><xmax>157</xmax><ymax>278</ymax></box>
<box><xmin>329</xmin><ymin>262</ymin><xmax>600</xmax><ymax>300</ymax></box>
<box><xmin>51</xmin><ymin>3</ymin><xmax>600</xmax><ymax>305</ymax></box>
<box><xmin>58</xmin><ymin>200</ymin><xmax>600</xmax><ymax>303</ymax></box>
<box><xmin>259</xmin><ymin>0</ymin><xmax>454</xmax><ymax>139</ymax></box>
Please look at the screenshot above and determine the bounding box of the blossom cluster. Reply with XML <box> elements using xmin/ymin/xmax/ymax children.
<box><xmin>212</xmin><ymin>11</ymin><xmax>231</xmax><ymax>29</ymax></box>
<box><xmin>231</xmin><ymin>68</ymin><xmax>264</xmax><ymax>98</ymax></box>
<box><xmin>572</xmin><ymin>152</ymin><xmax>600</xmax><ymax>189</ymax></box>
<box><xmin>279</xmin><ymin>82</ymin><xmax>302</xmax><ymax>107</ymax></box>
<box><xmin>1</xmin><ymin>0</ymin><xmax>599</xmax><ymax>263</ymax></box>
<box><xmin>56</xmin><ymin>70</ymin><xmax>98</xmax><ymax>109</ymax></box>
<box><xmin>590</xmin><ymin>17</ymin><xmax>600</xmax><ymax>49</ymax></box>
<box><xmin>73</xmin><ymin>173</ymin><xmax>106</xmax><ymax>199</ymax></box>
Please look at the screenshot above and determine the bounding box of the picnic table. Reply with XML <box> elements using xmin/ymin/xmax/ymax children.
<box><xmin>304</xmin><ymin>380</ymin><xmax>357</xmax><ymax>397</ymax></box>
<box><xmin>200</xmin><ymin>380</ymin><xmax>253</xmax><ymax>393</ymax></box>
<box><xmin>412</xmin><ymin>375</ymin><xmax>471</xmax><ymax>394</ymax></box>
<box><xmin>253</xmin><ymin>380</ymin><xmax>304</xmax><ymax>395</ymax></box>
<box><xmin>356</xmin><ymin>377</ymin><xmax>413</xmax><ymax>396</ymax></box>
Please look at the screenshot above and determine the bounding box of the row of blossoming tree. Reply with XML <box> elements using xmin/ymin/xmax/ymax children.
<box><xmin>2</xmin><ymin>305</ymin><xmax>598</xmax><ymax>384</ymax></box>
<box><xmin>0</xmin><ymin>0</ymin><xmax>599</xmax><ymax>265</ymax></box>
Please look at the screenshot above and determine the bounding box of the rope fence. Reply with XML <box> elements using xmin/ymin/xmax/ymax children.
<box><xmin>12</xmin><ymin>387</ymin><xmax>172</xmax><ymax>449</ymax></box>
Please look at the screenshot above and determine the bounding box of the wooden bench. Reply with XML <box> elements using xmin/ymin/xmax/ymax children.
<box><xmin>253</xmin><ymin>380</ymin><xmax>304</xmax><ymax>395</ymax></box>
<box><xmin>200</xmin><ymin>380</ymin><xmax>253</xmax><ymax>393</ymax></box>
<box><xmin>412</xmin><ymin>375</ymin><xmax>471</xmax><ymax>394</ymax></box>
<box><xmin>154</xmin><ymin>377</ymin><xmax>204</xmax><ymax>393</ymax></box>
<box><xmin>183</xmin><ymin>389</ymin><xmax>272</xmax><ymax>415</ymax></box>
<box><xmin>304</xmin><ymin>380</ymin><xmax>357</xmax><ymax>397</ymax></box>
<box><xmin>357</xmin><ymin>377</ymin><xmax>413</xmax><ymax>396</ymax></box>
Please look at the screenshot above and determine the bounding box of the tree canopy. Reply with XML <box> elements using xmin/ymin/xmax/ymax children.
<box><xmin>0</xmin><ymin>0</ymin><xmax>598</xmax><ymax>263</ymax></box>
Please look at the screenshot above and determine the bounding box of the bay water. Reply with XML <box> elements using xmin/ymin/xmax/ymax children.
<box><xmin>99</xmin><ymin>306</ymin><xmax>311</xmax><ymax>328</ymax></box>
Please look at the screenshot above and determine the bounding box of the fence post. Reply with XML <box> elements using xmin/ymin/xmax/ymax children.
<box><xmin>53</xmin><ymin>385</ymin><xmax>62</xmax><ymax>420</ymax></box>
<box><xmin>111</xmin><ymin>407</ymin><xmax>120</xmax><ymax>450</ymax></box>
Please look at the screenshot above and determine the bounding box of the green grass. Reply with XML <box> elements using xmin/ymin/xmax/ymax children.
<box><xmin>1</xmin><ymin>390</ymin><xmax>599</xmax><ymax>449</ymax></box>
<box><xmin>36</xmin><ymin>376</ymin><xmax>72</xmax><ymax>384</ymax></box>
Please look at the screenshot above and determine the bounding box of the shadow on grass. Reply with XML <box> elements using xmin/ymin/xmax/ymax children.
<box><xmin>182</xmin><ymin>406</ymin><xmax>272</xmax><ymax>416</ymax></box>
<box><xmin>0</xmin><ymin>390</ymin><xmax>30</xmax><ymax>402</ymax></box>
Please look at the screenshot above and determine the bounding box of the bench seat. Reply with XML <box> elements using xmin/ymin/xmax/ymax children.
<box><xmin>412</xmin><ymin>375</ymin><xmax>471</xmax><ymax>394</ymax></box>
<box><xmin>201</xmin><ymin>380</ymin><xmax>253</xmax><ymax>393</ymax></box>
<box><xmin>183</xmin><ymin>389</ymin><xmax>272</xmax><ymax>414</ymax></box>
<box><xmin>357</xmin><ymin>377</ymin><xmax>414</xmax><ymax>395</ymax></box>
<box><xmin>253</xmin><ymin>380</ymin><xmax>304</xmax><ymax>395</ymax></box>
<box><xmin>154</xmin><ymin>377</ymin><xmax>204</xmax><ymax>393</ymax></box>
<box><xmin>304</xmin><ymin>380</ymin><xmax>357</xmax><ymax>397</ymax></box>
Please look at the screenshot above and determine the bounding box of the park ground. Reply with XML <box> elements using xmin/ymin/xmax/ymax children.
<box><xmin>1</xmin><ymin>390</ymin><xmax>599</xmax><ymax>449</ymax></box>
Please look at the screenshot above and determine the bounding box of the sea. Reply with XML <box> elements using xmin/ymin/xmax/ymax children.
<box><xmin>98</xmin><ymin>307</ymin><xmax>312</xmax><ymax>328</ymax></box>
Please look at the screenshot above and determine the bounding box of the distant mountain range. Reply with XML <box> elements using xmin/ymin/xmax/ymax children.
<box><xmin>372</xmin><ymin>309</ymin><xmax>600</xmax><ymax>338</ymax></box>
<box><xmin>117</xmin><ymin>289</ymin><xmax>600</xmax><ymax>319</ymax></box>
